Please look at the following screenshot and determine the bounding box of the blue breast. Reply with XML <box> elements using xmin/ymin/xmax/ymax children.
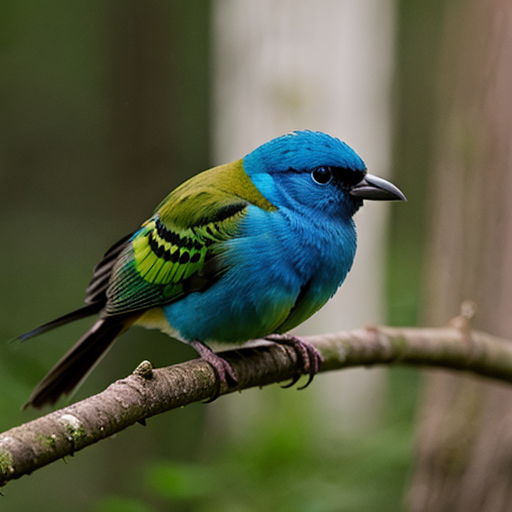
<box><xmin>163</xmin><ymin>204</ymin><xmax>357</xmax><ymax>344</ymax></box>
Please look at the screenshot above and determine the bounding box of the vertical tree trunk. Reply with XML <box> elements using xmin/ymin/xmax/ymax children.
<box><xmin>409</xmin><ymin>2</ymin><xmax>512</xmax><ymax>511</ymax></box>
<box><xmin>211</xmin><ymin>0</ymin><xmax>395</xmax><ymax>434</ymax></box>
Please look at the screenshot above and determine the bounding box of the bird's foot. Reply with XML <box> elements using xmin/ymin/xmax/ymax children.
<box><xmin>189</xmin><ymin>340</ymin><xmax>238</xmax><ymax>402</ymax></box>
<box><xmin>265</xmin><ymin>334</ymin><xmax>323</xmax><ymax>389</ymax></box>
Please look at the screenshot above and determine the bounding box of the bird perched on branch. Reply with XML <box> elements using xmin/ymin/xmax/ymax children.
<box><xmin>18</xmin><ymin>130</ymin><xmax>405</xmax><ymax>408</ymax></box>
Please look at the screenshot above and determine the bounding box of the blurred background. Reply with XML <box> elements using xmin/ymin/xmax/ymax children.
<box><xmin>1</xmin><ymin>1</ymin><xmax>511</xmax><ymax>511</ymax></box>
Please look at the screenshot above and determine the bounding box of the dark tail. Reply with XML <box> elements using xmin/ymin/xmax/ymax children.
<box><xmin>24</xmin><ymin>315</ymin><xmax>135</xmax><ymax>409</ymax></box>
<box><xmin>16</xmin><ymin>303</ymin><xmax>104</xmax><ymax>342</ymax></box>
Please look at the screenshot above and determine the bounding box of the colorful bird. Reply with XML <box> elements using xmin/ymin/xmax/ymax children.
<box><xmin>19</xmin><ymin>130</ymin><xmax>405</xmax><ymax>408</ymax></box>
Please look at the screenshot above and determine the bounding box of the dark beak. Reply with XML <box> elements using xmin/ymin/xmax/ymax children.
<box><xmin>349</xmin><ymin>174</ymin><xmax>406</xmax><ymax>201</ymax></box>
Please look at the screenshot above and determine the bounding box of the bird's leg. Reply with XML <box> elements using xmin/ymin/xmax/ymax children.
<box><xmin>189</xmin><ymin>340</ymin><xmax>238</xmax><ymax>401</ymax></box>
<box><xmin>265</xmin><ymin>334</ymin><xmax>323</xmax><ymax>389</ymax></box>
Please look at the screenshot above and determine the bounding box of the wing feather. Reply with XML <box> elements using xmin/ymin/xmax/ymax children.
<box><xmin>88</xmin><ymin>160</ymin><xmax>276</xmax><ymax>316</ymax></box>
<box><xmin>85</xmin><ymin>233</ymin><xmax>133</xmax><ymax>305</ymax></box>
<box><xmin>103</xmin><ymin>206</ymin><xmax>248</xmax><ymax>315</ymax></box>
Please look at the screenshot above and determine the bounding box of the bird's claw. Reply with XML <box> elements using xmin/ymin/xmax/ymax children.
<box><xmin>189</xmin><ymin>340</ymin><xmax>238</xmax><ymax>402</ymax></box>
<box><xmin>265</xmin><ymin>334</ymin><xmax>323</xmax><ymax>389</ymax></box>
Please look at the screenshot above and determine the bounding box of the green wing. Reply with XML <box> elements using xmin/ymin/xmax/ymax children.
<box><xmin>100</xmin><ymin>160</ymin><xmax>276</xmax><ymax>316</ymax></box>
<box><xmin>103</xmin><ymin>206</ymin><xmax>247</xmax><ymax>315</ymax></box>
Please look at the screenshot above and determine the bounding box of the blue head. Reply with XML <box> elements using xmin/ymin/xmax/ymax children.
<box><xmin>243</xmin><ymin>130</ymin><xmax>405</xmax><ymax>219</ymax></box>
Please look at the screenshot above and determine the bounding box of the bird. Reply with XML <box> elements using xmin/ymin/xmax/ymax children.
<box><xmin>18</xmin><ymin>130</ymin><xmax>405</xmax><ymax>408</ymax></box>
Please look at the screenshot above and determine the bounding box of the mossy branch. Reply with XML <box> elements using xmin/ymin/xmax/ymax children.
<box><xmin>2</xmin><ymin>317</ymin><xmax>512</xmax><ymax>486</ymax></box>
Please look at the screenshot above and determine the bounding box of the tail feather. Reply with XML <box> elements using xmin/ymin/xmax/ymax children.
<box><xmin>24</xmin><ymin>314</ymin><xmax>135</xmax><ymax>409</ymax></box>
<box><xmin>16</xmin><ymin>303</ymin><xmax>104</xmax><ymax>342</ymax></box>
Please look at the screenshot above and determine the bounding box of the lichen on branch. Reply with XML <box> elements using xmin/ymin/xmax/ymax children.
<box><xmin>2</xmin><ymin>320</ymin><xmax>512</xmax><ymax>486</ymax></box>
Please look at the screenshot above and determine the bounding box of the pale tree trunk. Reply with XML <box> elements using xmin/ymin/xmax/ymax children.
<box><xmin>211</xmin><ymin>0</ymin><xmax>395</xmax><ymax>436</ymax></box>
<box><xmin>409</xmin><ymin>1</ymin><xmax>512</xmax><ymax>511</ymax></box>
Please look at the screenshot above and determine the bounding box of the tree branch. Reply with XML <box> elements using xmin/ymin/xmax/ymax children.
<box><xmin>2</xmin><ymin>322</ymin><xmax>512</xmax><ymax>486</ymax></box>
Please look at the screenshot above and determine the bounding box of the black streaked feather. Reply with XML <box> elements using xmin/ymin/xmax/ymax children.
<box><xmin>182</xmin><ymin>254</ymin><xmax>223</xmax><ymax>295</ymax></box>
<box><xmin>99</xmin><ymin>233</ymin><xmax>134</xmax><ymax>260</ymax></box>
<box><xmin>21</xmin><ymin>201</ymin><xmax>246</xmax><ymax>407</ymax></box>
<box><xmin>83</xmin><ymin>280</ymin><xmax>109</xmax><ymax>301</ymax></box>
<box><xmin>85</xmin><ymin>233</ymin><xmax>133</xmax><ymax>305</ymax></box>
<box><xmin>190</xmin><ymin>202</ymin><xmax>247</xmax><ymax>227</ymax></box>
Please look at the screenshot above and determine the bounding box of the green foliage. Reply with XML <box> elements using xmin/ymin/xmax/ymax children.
<box><xmin>144</xmin><ymin>386</ymin><xmax>416</xmax><ymax>512</ymax></box>
<box><xmin>94</xmin><ymin>496</ymin><xmax>156</xmax><ymax>512</ymax></box>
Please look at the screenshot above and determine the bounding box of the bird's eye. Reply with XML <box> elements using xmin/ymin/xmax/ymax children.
<box><xmin>311</xmin><ymin>167</ymin><xmax>332</xmax><ymax>185</ymax></box>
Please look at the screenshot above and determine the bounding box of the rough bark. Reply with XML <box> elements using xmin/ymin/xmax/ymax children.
<box><xmin>408</xmin><ymin>1</ymin><xmax>512</xmax><ymax>510</ymax></box>
<box><xmin>3</xmin><ymin>322</ymin><xmax>512</xmax><ymax>487</ymax></box>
